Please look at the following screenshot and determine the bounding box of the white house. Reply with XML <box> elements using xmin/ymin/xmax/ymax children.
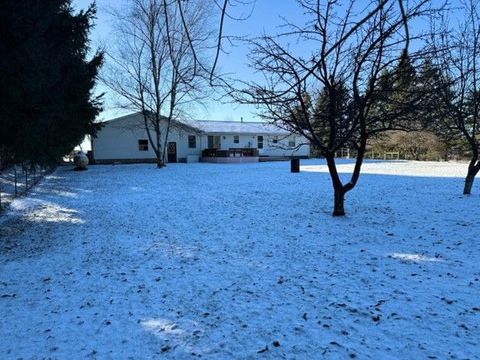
<box><xmin>91</xmin><ymin>113</ymin><xmax>310</xmax><ymax>164</ymax></box>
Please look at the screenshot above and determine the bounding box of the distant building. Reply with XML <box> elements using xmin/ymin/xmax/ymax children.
<box><xmin>91</xmin><ymin>113</ymin><xmax>310</xmax><ymax>164</ymax></box>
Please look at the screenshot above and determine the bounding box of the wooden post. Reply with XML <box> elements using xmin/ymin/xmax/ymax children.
<box><xmin>291</xmin><ymin>158</ymin><xmax>300</xmax><ymax>173</ymax></box>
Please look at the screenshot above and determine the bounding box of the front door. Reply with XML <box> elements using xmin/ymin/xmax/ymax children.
<box><xmin>167</xmin><ymin>142</ymin><xmax>177</xmax><ymax>163</ymax></box>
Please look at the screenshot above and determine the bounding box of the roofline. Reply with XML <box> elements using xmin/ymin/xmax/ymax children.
<box><xmin>203</xmin><ymin>130</ymin><xmax>289</xmax><ymax>135</ymax></box>
<box><xmin>195</xmin><ymin>120</ymin><xmax>266</xmax><ymax>124</ymax></box>
<box><xmin>99</xmin><ymin>113</ymin><xmax>294</xmax><ymax>135</ymax></box>
<box><xmin>99</xmin><ymin>112</ymin><xmax>143</xmax><ymax>123</ymax></box>
<box><xmin>194</xmin><ymin>120</ymin><xmax>292</xmax><ymax>135</ymax></box>
<box><xmin>102</xmin><ymin>114</ymin><xmax>271</xmax><ymax>126</ymax></box>
<box><xmin>100</xmin><ymin>112</ymin><xmax>201</xmax><ymax>132</ymax></box>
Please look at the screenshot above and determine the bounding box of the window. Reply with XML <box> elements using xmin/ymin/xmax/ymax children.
<box><xmin>288</xmin><ymin>136</ymin><xmax>295</xmax><ymax>147</ymax></box>
<box><xmin>138</xmin><ymin>139</ymin><xmax>149</xmax><ymax>151</ymax></box>
<box><xmin>257</xmin><ymin>135</ymin><xmax>264</xmax><ymax>149</ymax></box>
<box><xmin>188</xmin><ymin>135</ymin><xmax>196</xmax><ymax>148</ymax></box>
<box><xmin>272</xmin><ymin>136</ymin><xmax>278</xmax><ymax>144</ymax></box>
<box><xmin>233</xmin><ymin>135</ymin><xmax>239</xmax><ymax>144</ymax></box>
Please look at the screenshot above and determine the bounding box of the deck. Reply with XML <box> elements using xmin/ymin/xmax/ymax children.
<box><xmin>201</xmin><ymin>148</ymin><xmax>260</xmax><ymax>163</ymax></box>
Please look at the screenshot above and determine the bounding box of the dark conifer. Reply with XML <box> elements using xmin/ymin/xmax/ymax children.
<box><xmin>0</xmin><ymin>1</ymin><xmax>103</xmax><ymax>167</ymax></box>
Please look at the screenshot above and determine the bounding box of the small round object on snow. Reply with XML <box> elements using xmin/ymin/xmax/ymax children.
<box><xmin>74</xmin><ymin>152</ymin><xmax>89</xmax><ymax>170</ymax></box>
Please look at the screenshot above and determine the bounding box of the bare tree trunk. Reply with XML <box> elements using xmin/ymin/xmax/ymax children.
<box><xmin>156</xmin><ymin>132</ymin><xmax>165</xmax><ymax>168</ymax></box>
<box><xmin>463</xmin><ymin>164</ymin><xmax>479</xmax><ymax>194</ymax></box>
<box><xmin>156</xmin><ymin>153</ymin><xmax>165</xmax><ymax>168</ymax></box>
<box><xmin>463</xmin><ymin>142</ymin><xmax>479</xmax><ymax>194</ymax></box>
<box><xmin>325</xmin><ymin>154</ymin><xmax>347</xmax><ymax>216</ymax></box>
<box><xmin>154</xmin><ymin>119</ymin><xmax>166</xmax><ymax>168</ymax></box>
<box><xmin>155</xmin><ymin>148</ymin><xmax>165</xmax><ymax>168</ymax></box>
<box><xmin>463</xmin><ymin>173</ymin><xmax>475</xmax><ymax>195</ymax></box>
<box><xmin>333</xmin><ymin>187</ymin><xmax>346</xmax><ymax>216</ymax></box>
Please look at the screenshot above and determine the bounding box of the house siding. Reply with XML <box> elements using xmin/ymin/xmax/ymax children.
<box><xmin>92</xmin><ymin>114</ymin><xmax>202</xmax><ymax>163</ymax></box>
<box><xmin>92</xmin><ymin>113</ymin><xmax>310</xmax><ymax>162</ymax></box>
<box><xmin>202</xmin><ymin>133</ymin><xmax>310</xmax><ymax>157</ymax></box>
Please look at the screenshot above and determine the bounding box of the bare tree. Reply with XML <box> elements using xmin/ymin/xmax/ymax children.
<box><xmin>239</xmin><ymin>0</ymin><xmax>433</xmax><ymax>216</ymax></box>
<box><xmin>155</xmin><ymin>1</ymin><xmax>414</xmax><ymax>88</ymax></box>
<box><xmin>103</xmin><ymin>0</ymin><xmax>213</xmax><ymax>167</ymax></box>
<box><xmin>430</xmin><ymin>0</ymin><xmax>480</xmax><ymax>194</ymax></box>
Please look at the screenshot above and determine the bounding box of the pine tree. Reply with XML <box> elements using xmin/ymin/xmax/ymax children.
<box><xmin>417</xmin><ymin>58</ymin><xmax>468</xmax><ymax>160</ymax></box>
<box><xmin>391</xmin><ymin>50</ymin><xmax>418</xmax><ymax>128</ymax></box>
<box><xmin>311</xmin><ymin>81</ymin><xmax>353</xmax><ymax>149</ymax></box>
<box><xmin>0</xmin><ymin>1</ymin><xmax>103</xmax><ymax>167</ymax></box>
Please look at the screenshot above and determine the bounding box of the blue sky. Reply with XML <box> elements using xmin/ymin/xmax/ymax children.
<box><xmin>72</xmin><ymin>0</ymin><xmax>310</xmax><ymax>122</ymax></box>
<box><xmin>72</xmin><ymin>0</ymin><xmax>445</xmax><ymax>122</ymax></box>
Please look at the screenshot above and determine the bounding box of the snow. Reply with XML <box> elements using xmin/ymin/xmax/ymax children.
<box><xmin>0</xmin><ymin>159</ymin><xmax>479</xmax><ymax>359</ymax></box>
<box><xmin>102</xmin><ymin>112</ymin><xmax>290</xmax><ymax>135</ymax></box>
<box><xmin>193</xmin><ymin>120</ymin><xmax>290</xmax><ymax>135</ymax></box>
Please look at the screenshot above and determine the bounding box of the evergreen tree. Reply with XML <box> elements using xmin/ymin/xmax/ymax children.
<box><xmin>416</xmin><ymin>58</ymin><xmax>465</xmax><ymax>160</ymax></box>
<box><xmin>394</xmin><ymin>49</ymin><xmax>416</xmax><ymax>90</ymax></box>
<box><xmin>368</xmin><ymin>51</ymin><xmax>419</xmax><ymax>131</ymax></box>
<box><xmin>390</xmin><ymin>50</ymin><xmax>418</xmax><ymax>128</ymax></box>
<box><xmin>311</xmin><ymin>81</ymin><xmax>353</xmax><ymax>149</ymax></box>
<box><xmin>0</xmin><ymin>1</ymin><xmax>103</xmax><ymax>167</ymax></box>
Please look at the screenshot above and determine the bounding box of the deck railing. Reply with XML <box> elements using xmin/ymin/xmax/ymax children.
<box><xmin>202</xmin><ymin>148</ymin><xmax>259</xmax><ymax>158</ymax></box>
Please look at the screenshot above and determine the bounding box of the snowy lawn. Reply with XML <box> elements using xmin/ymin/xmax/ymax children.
<box><xmin>0</xmin><ymin>159</ymin><xmax>479</xmax><ymax>359</ymax></box>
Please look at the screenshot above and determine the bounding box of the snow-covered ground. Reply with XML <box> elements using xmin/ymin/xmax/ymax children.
<box><xmin>0</xmin><ymin>159</ymin><xmax>479</xmax><ymax>359</ymax></box>
<box><xmin>0</xmin><ymin>166</ymin><xmax>50</xmax><ymax>210</ymax></box>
